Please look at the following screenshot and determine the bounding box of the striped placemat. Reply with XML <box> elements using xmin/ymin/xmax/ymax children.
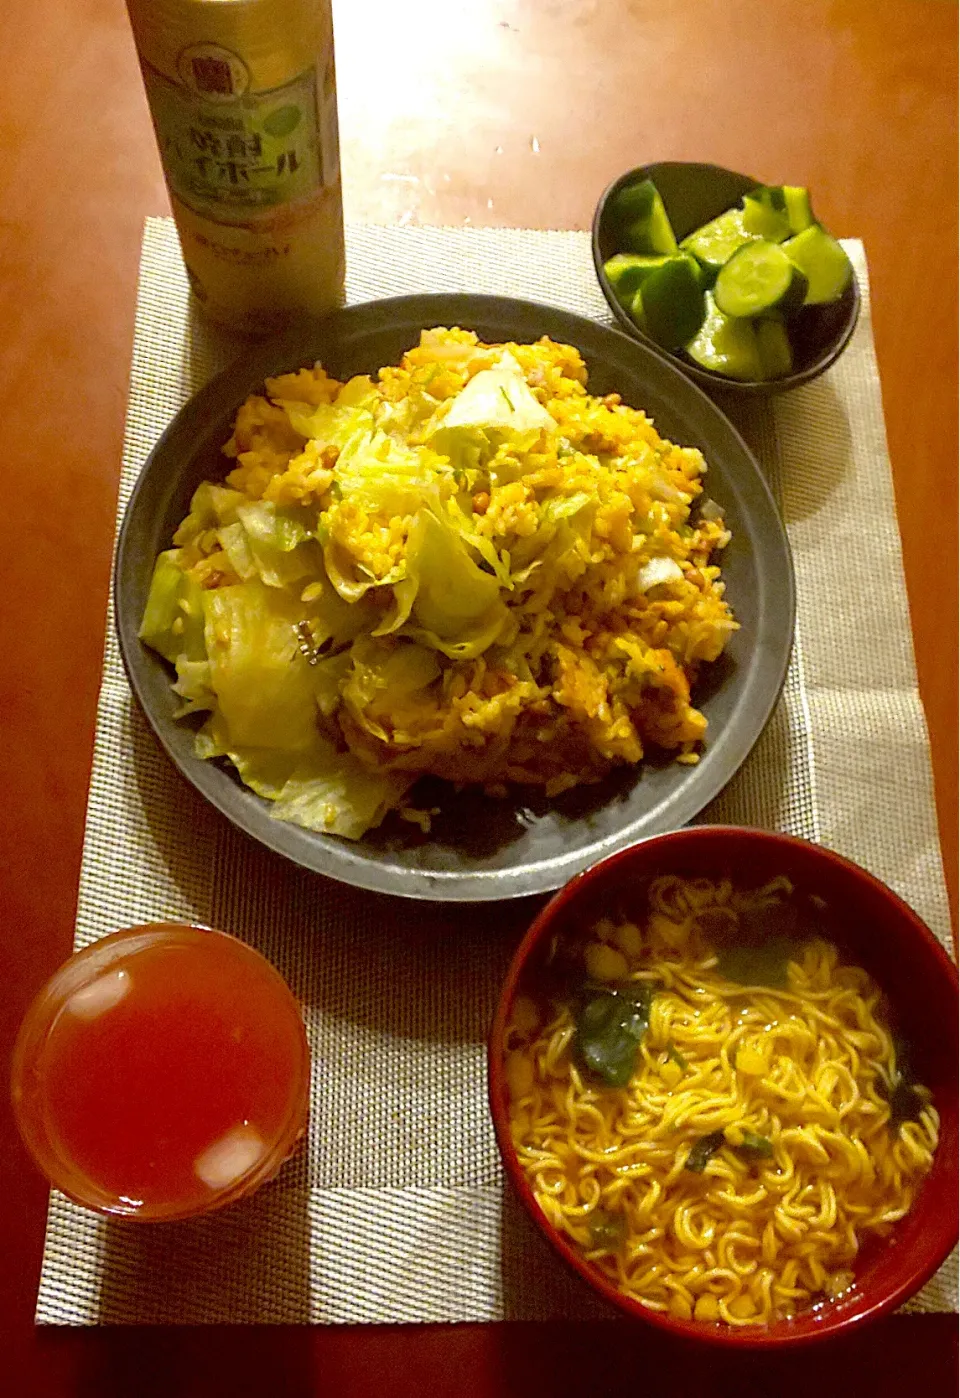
<box><xmin>34</xmin><ymin>222</ymin><xmax>955</xmax><ymax>1323</ymax></box>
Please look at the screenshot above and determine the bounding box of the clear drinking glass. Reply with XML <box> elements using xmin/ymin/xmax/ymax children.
<box><xmin>11</xmin><ymin>923</ymin><xmax>310</xmax><ymax>1222</ymax></box>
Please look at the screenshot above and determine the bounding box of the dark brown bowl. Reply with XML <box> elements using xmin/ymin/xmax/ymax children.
<box><xmin>592</xmin><ymin>161</ymin><xmax>862</xmax><ymax>396</ymax></box>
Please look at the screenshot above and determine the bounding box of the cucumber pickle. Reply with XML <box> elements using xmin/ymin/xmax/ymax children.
<box><xmin>603</xmin><ymin>175</ymin><xmax>853</xmax><ymax>381</ymax></box>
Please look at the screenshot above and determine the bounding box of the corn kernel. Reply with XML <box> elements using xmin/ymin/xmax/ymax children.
<box><xmin>649</xmin><ymin>913</ymin><xmax>687</xmax><ymax>949</ymax></box>
<box><xmin>612</xmin><ymin>921</ymin><xmax>643</xmax><ymax>958</ymax></box>
<box><xmin>583</xmin><ymin>942</ymin><xmax>629</xmax><ymax>982</ymax></box>
<box><xmin>694</xmin><ymin>1294</ymin><xmax>719</xmax><ymax>1322</ymax></box>
<box><xmin>660</xmin><ymin>1061</ymin><xmax>682</xmax><ymax>1089</ymax></box>
<box><xmin>667</xmin><ymin>1292</ymin><xmax>692</xmax><ymax>1321</ymax></box>
<box><xmin>510</xmin><ymin>1109</ymin><xmax>530</xmax><ymax>1142</ymax></box>
<box><xmin>737</xmin><ymin>1047</ymin><xmax>768</xmax><ymax>1077</ymax></box>
<box><xmin>505</xmin><ymin>1052</ymin><xmax>534</xmax><ymax>1099</ymax></box>
<box><xmin>826</xmin><ymin>1270</ymin><xmax>854</xmax><ymax>1297</ymax></box>
<box><xmin>510</xmin><ymin>995</ymin><xmax>540</xmax><ymax>1037</ymax></box>
<box><xmin>728</xmin><ymin>1292</ymin><xmax>756</xmax><ymax>1318</ymax></box>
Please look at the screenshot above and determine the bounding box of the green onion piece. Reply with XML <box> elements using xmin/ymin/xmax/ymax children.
<box><xmin>685</xmin><ymin>1131</ymin><xmax>725</xmax><ymax>1174</ymax></box>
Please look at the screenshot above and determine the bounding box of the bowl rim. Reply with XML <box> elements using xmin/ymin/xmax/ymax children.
<box><xmin>488</xmin><ymin>826</ymin><xmax>959</xmax><ymax>1348</ymax></box>
<box><xmin>591</xmin><ymin>160</ymin><xmax>863</xmax><ymax>397</ymax></box>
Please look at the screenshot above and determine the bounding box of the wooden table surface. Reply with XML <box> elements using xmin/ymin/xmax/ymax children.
<box><xmin>1</xmin><ymin>1</ymin><xmax>956</xmax><ymax>1392</ymax></box>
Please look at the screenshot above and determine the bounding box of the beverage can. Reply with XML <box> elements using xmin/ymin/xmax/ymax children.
<box><xmin>126</xmin><ymin>0</ymin><xmax>345</xmax><ymax>334</ymax></box>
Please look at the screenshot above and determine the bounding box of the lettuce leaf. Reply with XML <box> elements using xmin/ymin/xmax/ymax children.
<box><xmin>409</xmin><ymin>510</ymin><xmax>504</xmax><ymax>639</ymax></box>
<box><xmin>172</xmin><ymin>658</ymin><xmax>216</xmax><ymax>717</ymax></box>
<box><xmin>216</xmin><ymin>521</ymin><xmax>259</xmax><ymax>582</ymax></box>
<box><xmin>372</xmin><ymin>574</ymin><xmax>419</xmax><ymax>637</ymax></box>
<box><xmin>269</xmin><ymin>744</ymin><xmax>415</xmax><ymax>839</ymax></box>
<box><xmin>202</xmin><ymin>582</ymin><xmax>319</xmax><ymax>751</ymax></box>
<box><xmin>303</xmin><ymin>576</ymin><xmax>380</xmax><ymax>652</ymax></box>
<box><xmin>364</xmin><ymin>508</ymin><xmax>510</xmax><ymax>656</ymax></box>
<box><xmin>445</xmin><ymin>499</ymin><xmax>511</xmax><ymax>585</ymax></box>
<box><xmin>428</xmin><ymin>353</ymin><xmax>554</xmax><ymax>466</ymax></box>
<box><xmin>541</xmin><ymin>490</ymin><xmax>594</xmax><ymax>523</ymax></box>
<box><xmin>333</xmin><ymin>429</ymin><xmax>449</xmax><ymax>518</ymax></box>
<box><xmin>139</xmin><ymin>551</ymin><xmax>207</xmax><ymax>666</ymax></box>
<box><xmin>197</xmin><ymin>706</ymin><xmax>413</xmax><ymax>842</ymax></box>
<box><xmin>321</xmin><ymin>536</ymin><xmax>404</xmax><ymax>604</ymax></box>
<box><xmin>194</xmin><ymin>713</ymin><xmax>299</xmax><ymax>798</ymax></box>
<box><xmin>173</xmin><ymin>482</ymin><xmax>245</xmax><ymax>545</ymax></box>
<box><xmin>636</xmin><ymin>556</ymin><xmax>684</xmax><ymax>591</ymax></box>
<box><xmin>236</xmin><ymin>500</ymin><xmax>317</xmax><ymax>588</ymax></box>
<box><xmin>443</xmin><ymin>354</ymin><xmax>554</xmax><ymax>436</ymax></box>
<box><xmin>281</xmin><ymin>392</ymin><xmax>376</xmax><ymax>447</ymax></box>
<box><xmin>408</xmin><ymin>605</ymin><xmax>511</xmax><ymax>660</ymax></box>
<box><xmin>341</xmin><ymin>636</ymin><xmax>441</xmax><ymax>743</ymax></box>
<box><xmin>319</xmin><ymin>433</ymin><xmax>460</xmax><ymax>604</ymax></box>
<box><xmin>309</xmin><ymin>650</ymin><xmax>353</xmax><ymax>717</ymax></box>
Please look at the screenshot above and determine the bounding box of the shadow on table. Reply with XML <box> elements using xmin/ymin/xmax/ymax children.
<box><xmin>184</xmin><ymin>298</ymin><xmax>256</xmax><ymax>390</ymax></box>
<box><xmin>700</xmin><ymin>674</ymin><xmax>815</xmax><ymax>838</ymax></box>
<box><xmin>192</xmin><ymin>798</ymin><xmax>542</xmax><ymax>1049</ymax></box>
<box><xmin>96</xmin><ymin>1175</ymin><xmax>312</xmax><ymax>1327</ymax></box>
<box><xmin>51</xmin><ymin>1323</ymin><xmax>320</xmax><ymax>1398</ymax></box>
<box><xmin>713</xmin><ymin>376</ymin><xmax>854</xmax><ymax>527</ymax></box>
<box><xmin>123</xmin><ymin>695</ymin><xmax>225</xmax><ymax>922</ymax></box>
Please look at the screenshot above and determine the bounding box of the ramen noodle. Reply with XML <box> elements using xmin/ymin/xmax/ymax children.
<box><xmin>504</xmin><ymin>875</ymin><xmax>939</xmax><ymax>1327</ymax></box>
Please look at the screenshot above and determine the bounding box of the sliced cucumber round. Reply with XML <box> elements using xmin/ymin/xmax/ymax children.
<box><xmin>714</xmin><ymin>240</ymin><xmax>808</xmax><ymax>319</ymax></box>
<box><xmin>603</xmin><ymin>253</ymin><xmax>673</xmax><ymax>304</ymax></box>
<box><xmin>783</xmin><ymin>225</ymin><xmax>853</xmax><ymax>305</ymax></box>
<box><xmin>680</xmin><ymin>209</ymin><xmax>755</xmax><ymax>283</ymax></box>
<box><xmin>685</xmin><ymin>292</ymin><xmax>762</xmax><ymax>381</ymax></box>
<box><xmin>638</xmin><ymin>256</ymin><xmax>706</xmax><ymax>350</ymax></box>
<box><xmin>611</xmin><ymin>178</ymin><xmax>679</xmax><ymax>256</ymax></box>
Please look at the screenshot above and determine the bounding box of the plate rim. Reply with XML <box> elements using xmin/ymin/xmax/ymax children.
<box><xmin>114</xmin><ymin>292</ymin><xmax>796</xmax><ymax>902</ymax></box>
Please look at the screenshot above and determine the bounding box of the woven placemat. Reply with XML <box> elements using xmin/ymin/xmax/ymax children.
<box><xmin>35</xmin><ymin>222</ymin><xmax>956</xmax><ymax>1324</ymax></box>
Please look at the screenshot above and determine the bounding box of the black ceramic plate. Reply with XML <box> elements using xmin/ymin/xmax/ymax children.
<box><xmin>115</xmin><ymin>294</ymin><xmax>795</xmax><ymax>902</ymax></box>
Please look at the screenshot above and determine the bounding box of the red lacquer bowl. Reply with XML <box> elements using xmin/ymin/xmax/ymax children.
<box><xmin>488</xmin><ymin>827</ymin><xmax>958</xmax><ymax>1348</ymax></box>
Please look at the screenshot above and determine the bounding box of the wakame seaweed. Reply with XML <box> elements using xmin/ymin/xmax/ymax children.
<box><xmin>715</xmin><ymin>934</ymin><xmax>806</xmax><ymax>989</ymax></box>
<box><xmin>882</xmin><ymin>1037</ymin><xmax>928</xmax><ymax>1130</ymax></box>
<box><xmin>685</xmin><ymin>1129</ymin><xmax>774</xmax><ymax>1174</ymax></box>
<box><xmin>735</xmin><ymin>1130</ymin><xmax>774</xmax><ymax>1159</ymax></box>
<box><xmin>587</xmin><ymin>1209</ymin><xmax>627</xmax><ymax>1252</ymax></box>
<box><xmin>574</xmin><ymin>980</ymin><xmax>657</xmax><ymax>1088</ymax></box>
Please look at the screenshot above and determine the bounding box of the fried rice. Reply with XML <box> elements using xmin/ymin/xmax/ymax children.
<box><xmin>139</xmin><ymin>328</ymin><xmax>738</xmax><ymax>837</ymax></box>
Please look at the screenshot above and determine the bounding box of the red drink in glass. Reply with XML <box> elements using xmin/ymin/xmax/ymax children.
<box><xmin>11</xmin><ymin>923</ymin><xmax>310</xmax><ymax>1221</ymax></box>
